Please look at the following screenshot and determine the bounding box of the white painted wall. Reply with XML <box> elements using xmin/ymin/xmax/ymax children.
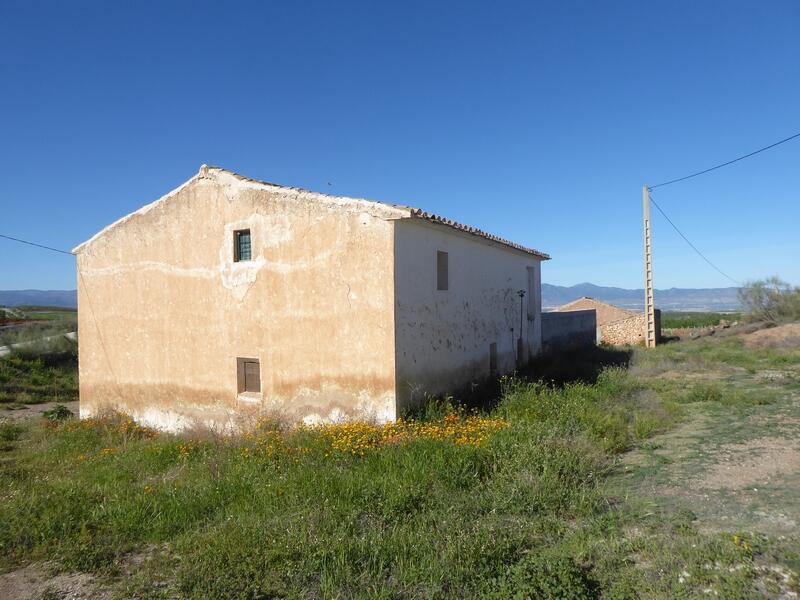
<box><xmin>393</xmin><ymin>219</ymin><xmax>543</xmax><ymax>410</ymax></box>
<box><xmin>541</xmin><ymin>310</ymin><xmax>597</xmax><ymax>352</ymax></box>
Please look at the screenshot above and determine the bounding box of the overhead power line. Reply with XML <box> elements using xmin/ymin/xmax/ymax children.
<box><xmin>650</xmin><ymin>130</ymin><xmax>800</xmax><ymax>189</ymax></box>
<box><xmin>0</xmin><ymin>233</ymin><xmax>74</xmax><ymax>256</ymax></box>
<box><xmin>647</xmin><ymin>194</ymin><xmax>740</xmax><ymax>285</ymax></box>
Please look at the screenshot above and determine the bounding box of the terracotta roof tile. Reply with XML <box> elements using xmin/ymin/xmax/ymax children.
<box><xmin>221</xmin><ymin>167</ymin><xmax>550</xmax><ymax>260</ymax></box>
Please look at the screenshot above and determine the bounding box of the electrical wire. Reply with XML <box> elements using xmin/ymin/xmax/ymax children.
<box><xmin>0</xmin><ymin>233</ymin><xmax>74</xmax><ymax>256</ymax></box>
<box><xmin>648</xmin><ymin>193</ymin><xmax>740</xmax><ymax>285</ymax></box>
<box><xmin>650</xmin><ymin>131</ymin><xmax>800</xmax><ymax>189</ymax></box>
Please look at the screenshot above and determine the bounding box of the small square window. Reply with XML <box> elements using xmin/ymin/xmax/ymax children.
<box><xmin>234</xmin><ymin>229</ymin><xmax>252</xmax><ymax>262</ymax></box>
<box><xmin>436</xmin><ymin>251</ymin><xmax>448</xmax><ymax>291</ymax></box>
<box><xmin>237</xmin><ymin>357</ymin><xmax>261</xmax><ymax>394</ymax></box>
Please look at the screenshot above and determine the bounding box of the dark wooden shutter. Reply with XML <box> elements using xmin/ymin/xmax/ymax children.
<box><xmin>437</xmin><ymin>251</ymin><xmax>448</xmax><ymax>291</ymax></box>
<box><xmin>237</xmin><ymin>357</ymin><xmax>261</xmax><ymax>393</ymax></box>
<box><xmin>244</xmin><ymin>360</ymin><xmax>260</xmax><ymax>393</ymax></box>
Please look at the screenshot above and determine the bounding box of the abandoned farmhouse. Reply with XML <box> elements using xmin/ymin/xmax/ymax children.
<box><xmin>73</xmin><ymin>166</ymin><xmax>551</xmax><ymax>430</ymax></box>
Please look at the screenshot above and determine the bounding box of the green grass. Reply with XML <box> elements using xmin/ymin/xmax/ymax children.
<box><xmin>0</xmin><ymin>307</ymin><xmax>76</xmax><ymax>346</ymax></box>
<box><xmin>0</xmin><ymin>347</ymin><xmax>78</xmax><ymax>405</ymax></box>
<box><xmin>7</xmin><ymin>305</ymin><xmax>76</xmax><ymax>314</ymax></box>
<box><xmin>661</xmin><ymin>311</ymin><xmax>741</xmax><ymax>329</ymax></box>
<box><xmin>1</xmin><ymin>333</ymin><xmax>798</xmax><ymax>598</ymax></box>
<box><xmin>0</xmin><ymin>320</ymin><xmax>77</xmax><ymax>348</ymax></box>
<box><xmin>634</xmin><ymin>333</ymin><xmax>800</xmax><ymax>372</ymax></box>
<box><xmin>22</xmin><ymin>310</ymin><xmax>76</xmax><ymax>322</ymax></box>
<box><xmin>0</xmin><ymin>368</ymin><xmax>683</xmax><ymax>598</ymax></box>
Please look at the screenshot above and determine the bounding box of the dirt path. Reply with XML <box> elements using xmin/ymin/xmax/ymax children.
<box><xmin>614</xmin><ymin>387</ymin><xmax>800</xmax><ymax>536</ymax></box>
<box><xmin>0</xmin><ymin>564</ymin><xmax>109</xmax><ymax>600</ymax></box>
<box><xmin>1</xmin><ymin>400</ymin><xmax>79</xmax><ymax>421</ymax></box>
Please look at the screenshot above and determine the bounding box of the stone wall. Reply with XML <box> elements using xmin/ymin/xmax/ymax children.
<box><xmin>600</xmin><ymin>309</ymin><xmax>661</xmax><ymax>346</ymax></box>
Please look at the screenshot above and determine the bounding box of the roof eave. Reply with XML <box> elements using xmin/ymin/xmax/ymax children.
<box><xmin>72</xmin><ymin>165</ymin><xmax>550</xmax><ymax>262</ymax></box>
<box><xmin>408</xmin><ymin>210</ymin><xmax>550</xmax><ymax>260</ymax></box>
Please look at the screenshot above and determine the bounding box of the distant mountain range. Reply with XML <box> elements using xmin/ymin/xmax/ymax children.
<box><xmin>0</xmin><ymin>284</ymin><xmax>742</xmax><ymax>312</ymax></box>
<box><xmin>542</xmin><ymin>283</ymin><xmax>741</xmax><ymax>312</ymax></box>
<box><xmin>0</xmin><ymin>290</ymin><xmax>78</xmax><ymax>308</ymax></box>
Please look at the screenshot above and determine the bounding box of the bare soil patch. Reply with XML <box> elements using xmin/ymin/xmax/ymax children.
<box><xmin>743</xmin><ymin>323</ymin><xmax>800</xmax><ymax>349</ymax></box>
<box><xmin>1</xmin><ymin>400</ymin><xmax>78</xmax><ymax>421</ymax></box>
<box><xmin>0</xmin><ymin>564</ymin><xmax>110</xmax><ymax>600</ymax></box>
<box><xmin>694</xmin><ymin>436</ymin><xmax>800</xmax><ymax>491</ymax></box>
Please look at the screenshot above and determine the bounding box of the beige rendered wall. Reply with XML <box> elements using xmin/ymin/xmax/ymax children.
<box><xmin>76</xmin><ymin>169</ymin><xmax>398</xmax><ymax>431</ymax></box>
<box><xmin>393</xmin><ymin>219</ymin><xmax>543</xmax><ymax>411</ymax></box>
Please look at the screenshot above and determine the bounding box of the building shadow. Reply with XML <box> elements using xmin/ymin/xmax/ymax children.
<box><xmin>413</xmin><ymin>344</ymin><xmax>634</xmax><ymax>417</ymax></box>
<box><xmin>522</xmin><ymin>344</ymin><xmax>634</xmax><ymax>387</ymax></box>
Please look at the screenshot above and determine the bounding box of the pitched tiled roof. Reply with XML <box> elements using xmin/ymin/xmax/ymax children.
<box><xmin>407</xmin><ymin>208</ymin><xmax>549</xmax><ymax>259</ymax></box>
<box><xmin>221</xmin><ymin>167</ymin><xmax>550</xmax><ymax>260</ymax></box>
<box><xmin>75</xmin><ymin>165</ymin><xmax>550</xmax><ymax>260</ymax></box>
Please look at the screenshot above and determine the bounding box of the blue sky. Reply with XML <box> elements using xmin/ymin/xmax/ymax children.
<box><xmin>1</xmin><ymin>0</ymin><xmax>798</xmax><ymax>290</ymax></box>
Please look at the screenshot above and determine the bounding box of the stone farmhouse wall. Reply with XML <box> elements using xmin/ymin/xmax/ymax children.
<box><xmin>600</xmin><ymin>309</ymin><xmax>661</xmax><ymax>346</ymax></box>
<box><xmin>555</xmin><ymin>297</ymin><xmax>661</xmax><ymax>347</ymax></box>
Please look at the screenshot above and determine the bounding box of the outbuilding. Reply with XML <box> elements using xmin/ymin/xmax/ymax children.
<box><xmin>554</xmin><ymin>296</ymin><xmax>661</xmax><ymax>346</ymax></box>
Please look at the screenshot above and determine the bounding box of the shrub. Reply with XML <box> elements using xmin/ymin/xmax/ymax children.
<box><xmin>485</xmin><ymin>554</ymin><xmax>596</xmax><ymax>599</ymax></box>
<box><xmin>738</xmin><ymin>277</ymin><xmax>800</xmax><ymax>324</ymax></box>
<box><xmin>42</xmin><ymin>404</ymin><xmax>74</xmax><ymax>422</ymax></box>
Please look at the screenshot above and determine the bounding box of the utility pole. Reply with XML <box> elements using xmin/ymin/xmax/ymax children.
<box><xmin>642</xmin><ymin>185</ymin><xmax>656</xmax><ymax>348</ymax></box>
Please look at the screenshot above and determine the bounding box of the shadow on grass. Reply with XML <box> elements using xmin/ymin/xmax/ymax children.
<box><xmin>411</xmin><ymin>344</ymin><xmax>634</xmax><ymax>417</ymax></box>
<box><xmin>524</xmin><ymin>344</ymin><xmax>633</xmax><ymax>386</ymax></box>
<box><xmin>21</xmin><ymin>348</ymin><xmax>78</xmax><ymax>369</ymax></box>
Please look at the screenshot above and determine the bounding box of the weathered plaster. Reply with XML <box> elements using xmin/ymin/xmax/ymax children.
<box><xmin>75</xmin><ymin>166</ymin><xmax>548</xmax><ymax>430</ymax></box>
<box><xmin>393</xmin><ymin>218</ymin><xmax>543</xmax><ymax>411</ymax></box>
<box><xmin>218</xmin><ymin>214</ymin><xmax>268</xmax><ymax>299</ymax></box>
<box><xmin>76</xmin><ymin>168</ymin><xmax>398</xmax><ymax>429</ymax></box>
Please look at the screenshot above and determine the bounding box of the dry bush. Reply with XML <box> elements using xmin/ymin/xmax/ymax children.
<box><xmin>738</xmin><ymin>276</ymin><xmax>800</xmax><ymax>324</ymax></box>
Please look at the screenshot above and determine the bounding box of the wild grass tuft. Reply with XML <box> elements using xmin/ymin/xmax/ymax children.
<box><xmin>0</xmin><ymin>420</ymin><xmax>24</xmax><ymax>443</ymax></box>
<box><xmin>681</xmin><ymin>383</ymin><xmax>778</xmax><ymax>407</ymax></box>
